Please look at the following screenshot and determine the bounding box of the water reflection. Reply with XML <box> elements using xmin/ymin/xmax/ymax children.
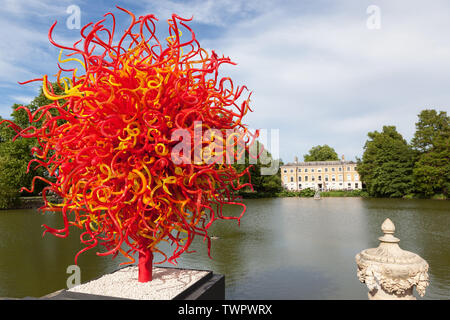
<box><xmin>0</xmin><ymin>209</ymin><xmax>126</xmax><ymax>298</ymax></box>
<box><xmin>0</xmin><ymin>198</ymin><xmax>448</xmax><ymax>299</ymax></box>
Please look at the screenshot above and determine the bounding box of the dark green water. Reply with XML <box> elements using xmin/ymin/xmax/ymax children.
<box><xmin>0</xmin><ymin>198</ymin><xmax>448</xmax><ymax>299</ymax></box>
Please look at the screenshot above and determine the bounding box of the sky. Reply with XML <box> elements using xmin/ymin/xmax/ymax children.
<box><xmin>0</xmin><ymin>0</ymin><xmax>449</xmax><ymax>163</ymax></box>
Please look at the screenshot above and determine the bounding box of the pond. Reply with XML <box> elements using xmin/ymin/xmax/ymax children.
<box><xmin>0</xmin><ymin>197</ymin><xmax>448</xmax><ymax>299</ymax></box>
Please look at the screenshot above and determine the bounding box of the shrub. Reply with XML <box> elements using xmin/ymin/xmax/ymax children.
<box><xmin>0</xmin><ymin>187</ymin><xmax>20</xmax><ymax>209</ymax></box>
<box><xmin>299</xmin><ymin>188</ymin><xmax>315</xmax><ymax>197</ymax></box>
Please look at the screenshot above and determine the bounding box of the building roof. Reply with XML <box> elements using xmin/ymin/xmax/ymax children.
<box><xmin>281</xmin><ymin>160</ymin><xmax>356</xmax><ymax>167</ymax></box>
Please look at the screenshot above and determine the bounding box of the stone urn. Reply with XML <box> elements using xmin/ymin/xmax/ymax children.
<box><xmin>355</xmin><ymin>218</ymin><xmax>429</xmax><ymax>300</ymax></box>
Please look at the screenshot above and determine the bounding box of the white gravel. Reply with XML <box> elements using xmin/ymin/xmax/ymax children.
<box><xmin>68</xmin><ymin>266</ymin><xmax>210</xmax><ymax>300</ymax></box>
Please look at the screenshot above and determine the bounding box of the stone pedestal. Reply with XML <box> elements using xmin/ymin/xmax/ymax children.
<box><xmin>355</xmin><ymin>218</ymin><xmax>429</xmax><ymax>300</ymax></box>
<box><xmin>6</xmin><ymin>266</ymin><xmax>224</xmax><ymax>300</ymax></box>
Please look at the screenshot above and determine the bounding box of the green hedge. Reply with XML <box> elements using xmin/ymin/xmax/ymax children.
<box><xmin>239</xmin><ymin>188</ymin><xmax>371</xmax><ymax>199</ymax></box>
<box><xmin>276</xmin><ymin>188</ymin><xmax>316</xmax><ymax>198</ymax></box>
<box><xmin>320</xmin><ymin>190</ymin><xmax>369</xmax><ymax>197</ymax></box>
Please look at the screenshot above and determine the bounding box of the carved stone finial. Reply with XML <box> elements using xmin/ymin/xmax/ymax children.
<box><xmin>355</xmin><ymin>218</ymin><xmax>429</xmax><ymax>300</ymax></box>
<box><xmin>381</xmin><ymin>218</ymin><xmax>395</xmax><ymax>233</ymax></box>
<box><xmin>379</xmin><ymin>218</ymin><xmax>400</xmax><ymax>244</ymax></box>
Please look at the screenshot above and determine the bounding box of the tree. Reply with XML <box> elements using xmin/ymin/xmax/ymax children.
<box><xmin>234</xmin><ymin>140</ymin><xmax>283</xmax><ymax>195</ymax></box>
<box><xmin>0</xmin><ymin>84</ymin><xmax>64</xmax><ymax>207</ymax></box>
<box><xmin>11</xmin><ymin>83</ymin><xmax>65</xmax><ymax>129</ymax></box>
<box><xmin>411</xmin><ymin>109</ymin><xmax>450</xmax><ymax>197</ymax></box>
<box><xmin>0</xmin><ymin>155</ymin><xmax>29</xmax><ymax>208</ymax></box>
<box><xmin>0</xmin><ymin>120</ymin><xmax>49</xmax><ymax>207</ymax></box>
<box><xmin>357</xmin><ymin>126</ymin><xmax>414</xmax><ymax>198</ymax></box>
<box><xmin>0</xmin><ymin>118</ymin><xmax>35</xmax><ymax>207</ymax></box>
<box><xmin>303</xmin><ymin>145</ymin><xmax>339</xmax><ymax>162</ymax></box>
<box><xmin>411</xmin><ymin>109</ymin><xmax>449</xmax><ymax>153</ymax></box>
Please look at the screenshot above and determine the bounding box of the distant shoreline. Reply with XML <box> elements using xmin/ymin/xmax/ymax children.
<box><xmin>1</xmin><ymin>192</ymin><xmax>447</xmax><ymax>211</ymax></box>
<box><xmin>239</xmin><ymin>189</ymin><xmax>367</xmax><ymax>199</ymax></box>
<box><xmin>239</xmin><ymin>190</ymin><xmax>448</xmax><ymax>200</ymax></box>
<box><xmin>0</xmin><ymin>196</ymin><xmax>61</xmax><ymax>210</ymax></box>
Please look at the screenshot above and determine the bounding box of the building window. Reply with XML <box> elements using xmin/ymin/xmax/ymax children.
<box><xmin>347</xmin><ymin>174</ymin><xmax>351</xmax><ymax>181</ymax></box>
<box><xmin>339</xmin><ymin>174</ymin><xmax>343</xmax><ymax>181</ymax></box>
<box><xmin>348</xmin><ymin>183</ymin><xmax>351</xmax><ymax>187</ymax></box>
<box><xmin>325</xmin><ymin>175</ymin><xmax>329</xmax><ymax>182</ymax></box>
<box><xmin>299</xmin><ymin>183</ymin><xmax>302</xmax><ymax>188</ymax></box>
<box><xmin>290</xmin><ymin>169</ymin><xmax>293</xmax><ymax>173</ymax></box>
<box><xmin>355</xmin><ymin>183</ymin><xmax>359</xmax><ymax>188</ymax></box>
<box><xmin>332</xmin><ymin>175</ymin><xmax>336</xmax><ymax>182</ymax></box>
<box><xmin>304</xmin><ymin>168</ymin><xmax>308</xmax><ymax>173</ymax></box>
<box><xmin>347</xmin><ymin>167</ymin><xmax>351</xmax><ymax>171</ymax></box>
<box><xmin>338</xmin><ymin>167</ymin><xmax>342</xmax><ymax>172</ymax></box>
<box><xmin>311</xmin><ymin>176</ymin><xmax>315</xmax><ymax>181</ymax></box>
<box><xmin>318</xmin><ymin>176</ymin><xmax>322</xmax><ymax>181</ymax></box>
<box><xmin>305</xmin><ymin>176</ymin><xmax>308</xmax><ymax>181</ymax></box>
<box><xmin>283</xmin><ymin>169</ymin><xmax>287</xmax><ymax>173</ymax></box>
<box><xmin>290</xmin><ymin>177</ymin><xmax>294</xmax><ymax>182</ymax></box>
<box><xmin>331</xmin><ymin>168</ymin><xmax>335</xmax><ymax>172</ymax></box>
<box><xmin>324</xmin><ymin>168</ymin><xmax>328</xmax><ymax>172</ymax></box>
<box><xmin>298</xmin><ymin>176</ymin><xmax>302</xmax><ymax>182</ymax></box>
<box><xmin>311</xmin><ymin>168</ymin><xmax>314</xmax><ymax>172</ymax></box>
<box><xmin>318</xmin><ymin>168</ymin><xmax>322</xmax><ymax>172</ymax></box>
<box><xmin>355</xmin><ymin>174</ymin><xmax>359</xmax><ymax>181</ymax></box>
<box><xmin>298</xmin><ymin>169</ymin><xmax>301</xmax><ymax>172</ymax></box>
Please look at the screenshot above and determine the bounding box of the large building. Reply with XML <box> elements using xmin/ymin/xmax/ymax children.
<box><xmin>281</xmin><ymin>156</ymin><xmax>362</xmax><ymax>191</ymax></box>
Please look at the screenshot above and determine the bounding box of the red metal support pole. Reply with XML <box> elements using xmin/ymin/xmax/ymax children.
<box><xmin>138</xmin><ymin>249</ymin><xmax>153</xmax><ymax>282</ymax></box>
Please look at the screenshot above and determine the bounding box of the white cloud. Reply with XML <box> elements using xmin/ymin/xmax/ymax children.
<box><xmin>9</xmin><ymin>95</ymin><xmax>34</xmax><ymax>105</ymax></box>
<box><xmin>143</xmin><ymin>0</ymin><xmax>275</xmax><ymax>26</ymax></box>
<box><xmin>2</xmin><ymin>0</ymin><xmax>449</xmax><ymax>163</ymax></box>
<box><xmin>0</xmin><ymin>2</ymin><xmax>61</xmax><ymax>86</ymax></box>
<box><xmin>192</xmin><ymin>0</ymin><xmax>450</xmax><ymax>161</ymax></box>
<box><xmin>2</xmin><ymin>0</ymin><xmax>71</xmax><ymax>17</ymax></box>
<box><xmin>0</xmin><ymin>0</ymin><xmax>80</xmax><ymax>117</ymax></box>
